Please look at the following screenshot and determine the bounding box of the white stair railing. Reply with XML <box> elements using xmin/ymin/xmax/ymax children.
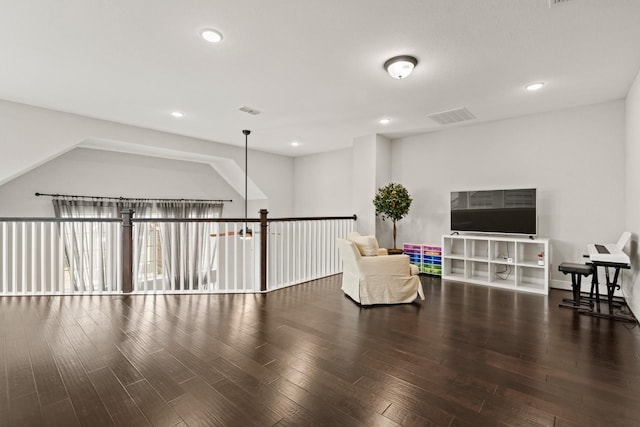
<box><xmin>266</xmin><ymin>216</ymin><xmax>355</xmax><ymax>291</ymax></box>
<box><xmin>131</xmin><ymin>218</ymin><xmax>260</xmax><ymax>293</ymax></box>
<box><xmin>0</xmin><ymin>213</ymin><xmax>357</xmax><ymax>296</ymax></box>
<box><xmin>0</xmin><ymin>218</ymin><xmax>122</xmax><ymax>295</ymax></box>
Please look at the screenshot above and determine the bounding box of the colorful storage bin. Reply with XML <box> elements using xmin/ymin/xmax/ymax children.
<box><xmin>403</xmin><ymin>243</ymin><xmax>442</xmax><ymax>276</ymax></box>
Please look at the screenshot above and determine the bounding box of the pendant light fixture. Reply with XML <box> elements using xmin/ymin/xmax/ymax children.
<box><xmin>239</xmin><ymin>129</ymin><xmax>253</xmax><ymax>239</ymax></box>
<box><xmin>384</xmin><ymin>55</ymin><xmax>418</xmax><ymax>79</ymax></box>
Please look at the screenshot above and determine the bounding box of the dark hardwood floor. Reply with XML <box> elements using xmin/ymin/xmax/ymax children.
<box><xmin>2</xmin><ymin>275</ymin><xmax>640</xmax><ymax>426</ymax></box>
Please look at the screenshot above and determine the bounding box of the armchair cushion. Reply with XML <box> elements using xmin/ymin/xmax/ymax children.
<box><xmin>347</xmin><ymin>232</ymin><xmax>380</xmax><ymax>256</ymax></box>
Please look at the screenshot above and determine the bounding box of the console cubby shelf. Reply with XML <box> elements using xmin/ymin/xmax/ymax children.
<box><xmin>441</xmin><ymin>235</ymin><xmax>549</xmax><ymax>295</ymax></box>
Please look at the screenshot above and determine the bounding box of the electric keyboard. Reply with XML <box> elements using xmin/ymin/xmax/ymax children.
<box><xmin>587</xmin><ymin>243</ymin><xmax>630</xmax><ymax>264</ymax></box>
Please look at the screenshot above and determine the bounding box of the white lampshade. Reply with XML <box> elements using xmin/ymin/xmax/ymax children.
<box><xmin>384</xmin><ymin>55</ymin><xmax>418</xmax><ymax>79</ymax></box>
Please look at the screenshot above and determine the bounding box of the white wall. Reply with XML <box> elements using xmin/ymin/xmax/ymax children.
<box><xmin>292</xmin><ymin>101</ymin><xmax>627</xmax><ymax>287</ymax></box>
<box><xmin>374</xmin><ymin>135</ymin><xmax>392</xmax><ymax>189</ymax></box>
<box><xmin>0</xmin><ymin>100</ymin><xmax>294</xmax><ymax>217</ymax></box>
<box><xmin>391</xmin><ymin>100</ymin><xmax>626</xmax><ymax>286</ymax></box>
<box><xmin>293</xmin><ymin>148</ymin><xmax>353</xmax><ymax>217</ymax></box>
<box><xmin>352</xmin><ymin>135</ymin><xmax>378</xmax><ymax>235</ymax></box>
<box><xmin>0</xmin><ymin>148</ymin><xmax>244</xmax><ymax>217</ymax></box>
<box><xmin>374</xmin><ymin>135</ymin><xmax>394</xmax><ymax>248</ymax></box>
<box><xmin>625</xmin><ymin>69</ymin><xmax>640</xmax><ymax>317</ymax></box>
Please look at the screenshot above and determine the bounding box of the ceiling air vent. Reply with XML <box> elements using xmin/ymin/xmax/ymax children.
<box><xmin>238</xmin><ymin>106</ymin><xmax>261</xmax><ymax>115</ymax></box>
<box><xmin>427</xmin><ymin>107</ymin><xmax>476</xmax><ymax>125</ymax></box>
<box><xmin>549</xmin><ymin>0</ymin><xmax>571</xmax><ymax>7</ymax></box>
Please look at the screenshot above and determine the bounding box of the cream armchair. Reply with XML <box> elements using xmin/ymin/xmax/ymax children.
<box><xmin>337</xmin><ymin>237</ymin><xmax>425</xmax><ymax>305</ymax></box>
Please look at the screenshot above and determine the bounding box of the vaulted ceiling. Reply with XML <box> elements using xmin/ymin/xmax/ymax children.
<box><xmin>1</xmin><ymin>0</ymin><xmax>639</xmax><ymax>157</ymax></box>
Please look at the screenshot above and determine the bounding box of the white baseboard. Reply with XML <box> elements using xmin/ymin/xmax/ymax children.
<box><xmin>550</xmin><ymin>279</ymin><xmax>572</xmax><ymax>291</ymax></box>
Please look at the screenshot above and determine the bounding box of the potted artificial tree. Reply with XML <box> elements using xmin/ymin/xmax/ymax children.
<box><xmin>373</xmin><ymin>183</ymin><xmax>413</xmax><ymax>254</ymax></box>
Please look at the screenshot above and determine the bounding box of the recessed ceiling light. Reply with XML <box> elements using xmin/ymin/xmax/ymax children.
<box><xmin>171</xmin><ymin>111</ymin><xmax>184</xmax><ymax>118</ymax></box>
<box><xmin>201</xmin><ymin>29</ymin><xmax>223</xmax><ymax>43</ymax></box>
<box><xmin>379</xmin><ymin>118</ymin><xmax>391</xmax><ymax>125</ymax></box>
<box><xmin>525</xmin><ymin>82</ymin><xmax>545</xmax><ymax>91</ymax></box>
<box><xmin>291</xmin><ymin>141</ymin><xmax>300</xmax><ymax>147</ymax></box>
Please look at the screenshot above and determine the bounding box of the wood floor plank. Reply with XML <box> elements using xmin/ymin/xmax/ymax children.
<box><xmin>0</xmin><ymin>335</ymin><xmax>9</xmax><ymax>427</ymax></box>
<box><xmin>53</xmin><ymin>352</ymin><xmax>113</xmax><ymax>426</ymax></box>
<box><xmin>196</xmin><ymin>355</ymin><xmax>319</xmax><ymax>424</ymax></box>
<box><xmin>171</xmin><ymin>377</ymin><xmax>261</xmax><ymax>427</ymax></box>
<box><xmin>387</xmin><ymin>364</ymin><xmax>487</xmax><ymax>413</ymax></box>
<box><xmin>169</xmin><ymin>393</ymin><xmax>224</xmax><ymax>427</ymax></box>
<box><xmin>104</xmin><ymin>350</ymin><xmax>144</xmax><ymax>386</ymax></box>
<box><xmin>156</xmin><ymin>342</ymin><xmax>226</xmax><ymax>387</ymax></box>
<box><xmin>5</xmin><ymin>336</ymin><xmax>36</xmax><ymax>399</ymax></box>
<box><xmin>27</xmin><ymin>330</ymin><xmax>68</xmax><ymax>407</ymax></box>
<box><xmin>125</xmin><ymin>380</ymin><xmax>184</xmax><ymax>427</ymax></box>
<box><xmin>42</xmin><ymin>398</ymin><xmax>81</xmax><ymax>427</ymax></box>
<box><xmin>207</xmin><ymin>355</ymin><xmax>263</xmax><ymax>390</ymax></box>
<box><xmin>355</xmin><ymin>360</ymin><xmax>510</xmax><ymax>426</ymax></box>
<box><xmin>42</xmin><ymin>320</ymin><xmax>77</xmax><ymax>358</ymax></box>
<box><xmin>116</xmin><ymin>338</ymin><xmax>185</xmax><ymax>402</ymax></box>
<box><xmin>9</xmin><ymin>392</ymin><xmax>44</xmax><ymax>427</ymax></box>
<box><xmin>87</xmin><ymin>367</ymin><xmax>150</xmax><ymax>427</ymax></box>
<box><xmin>122</xmin><ymin>329</ymin><xmax>165</xmax><ymax>355</ymax></box>
<box><xmin>381</xmin><ymin>402</ymin><xmax>444</xmax><ymax>427</ymax></box>
<box><xmin>61</xmin><ymin>321</ymin><xmax>108</xmax><ymax>373</ymax></box>
<box><xmin>494</xmin><ymin>385</ymin><xmax>607</xmax><ymax>427</ymax></box>
<box><xmin>263</xmin><ymin>343</ymin><xmax>393</xmax><ymax>415</ymax></box>
<box><xmin>200</xmin><ymin>336</ymin><xmax>281</xmax><ymax>384</ymax></box>
<box><xmin>267</xmin><ymin>376</ymin><xmax>365</xmax><ymax>426</ymax></box>
<box><xmin>75</xmin><ymin>314</ymin><xmax>118</xmax><ymax>356</ymax></box>
<box><xmin>479</xmin><ymin>393</ymin><xmax>556</xmax><ymax>427</ymax></box>
<box><xmin>267</xmin><ymin>359</ymin><xmax>399</xmax><ymax>426</ymax></box>
<box><xmin>148</xmin><ymin>350</ymin><xmax>195</xmax><ymax>385</ymax></box>
<box><xmin>208</xmin><ymin>377</ymin><xmax>284</xmax><ymax>426</ymax></box>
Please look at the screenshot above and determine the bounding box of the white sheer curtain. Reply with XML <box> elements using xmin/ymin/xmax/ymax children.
<box><xmin>53</xmin><ymin>198</ymin><xmax>121</xmax><ymax>292</ymax></box>
<box><xmin>127</xmin><ymin>201</ymin><xmax>154</xmax><ymax>289</ymax></box>
<box><xmin>53</xmin><ymin>198</ymin><xmax>222</xmax><ymax>292</ymax></box>
<box><xmin>156</xmin><ymin>201</ymin><xmax>223</xmax><ymax>290</ymax></box>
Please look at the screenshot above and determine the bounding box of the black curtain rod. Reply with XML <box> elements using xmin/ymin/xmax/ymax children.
<box><xmin>34</xmin><ymin>192</ymin><xmax>232</xmax><ymax>203</ymax></box>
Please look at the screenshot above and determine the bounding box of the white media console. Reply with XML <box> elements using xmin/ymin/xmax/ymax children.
<box><xmin>441</xmin><ymin>234</ymin><xmax>549</xmax><ymax>295</ymax></box>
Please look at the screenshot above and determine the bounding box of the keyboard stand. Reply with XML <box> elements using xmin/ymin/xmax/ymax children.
<box><xmin>581</xmin><ymin>259</ymin><xmax>634</xmax><ymax>323</ymax></box>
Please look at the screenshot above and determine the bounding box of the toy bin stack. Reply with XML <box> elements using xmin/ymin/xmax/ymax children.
<box><xmin>403</xmin><ymin>243</ymin><xmax>442</xmax><ymax>276</ymax></box>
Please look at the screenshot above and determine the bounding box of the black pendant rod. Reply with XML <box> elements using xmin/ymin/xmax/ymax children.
<box><xmin>242</xmin><ymin>130</ymin><xmax>250</xmax><ymax>220</ymax></box>
<box><xmin>241</xmin><ymin>129</ymin><xmax>252</xmax><ymax>239</ymax></box>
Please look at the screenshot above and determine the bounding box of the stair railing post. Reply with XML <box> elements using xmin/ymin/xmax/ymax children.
<box><xmin>121</xmin><ymin>209</ymin><xmax>134</xmax><ymax>293</ymax></box>
<box><xmin>260</xmin><ymin>209</ymin><xmax>268</xmax><ymax>292</ymax></box>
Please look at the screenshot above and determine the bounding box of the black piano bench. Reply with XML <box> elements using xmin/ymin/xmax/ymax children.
<box><xmin>558</xmin><ymin>262</ymin><xmax>595</xmax><ymax>311</ymax></box>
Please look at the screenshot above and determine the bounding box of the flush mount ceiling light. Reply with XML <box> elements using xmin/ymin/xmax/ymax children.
<box><xmin>170</xmin><ymin>111</ymin><xmax>184</xmax><ymax>118</ymax></box>
<box><xmin>201</xmin><ymin>29</ymin><xmax>223</xmax><ymax>43</ymax></box>
<box><xmin>379</xmin><ymin>118</ymin><xmax>391</xmax><ymax>125</ymax></box>
<box><xmin>290</xmin><ymin>141</ymin><xmax>300</xmax><ymax>147</ymax></box>
<box><xmin>384</xmin><ymin>55</ymin><xmax>418</xmax><ymax>79</ymax></box>
<box><xmin>525</xmin><ymin>82</ymin><xmax>545</xmax><ymax>91</ymax></box>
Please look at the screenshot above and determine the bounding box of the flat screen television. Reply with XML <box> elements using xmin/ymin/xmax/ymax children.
<box><xmin>450</xmin><ymin>188</ymin><xmax>537</xmax><ymax>235</ymax></box>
